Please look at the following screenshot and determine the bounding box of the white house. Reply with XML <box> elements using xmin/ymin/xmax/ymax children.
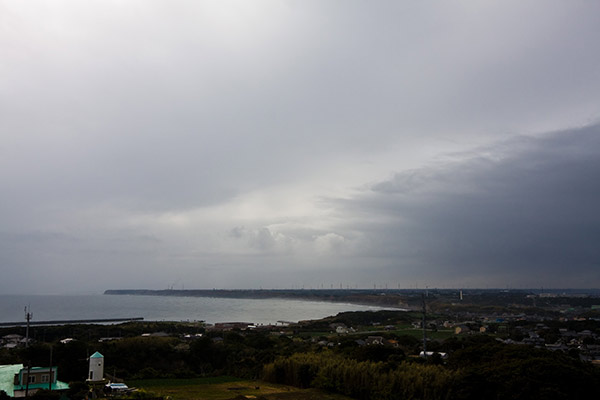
<box><xmin>88</xmin><ymin>352</ymin><xmax>104</xmax><ymax>382</ymax></box>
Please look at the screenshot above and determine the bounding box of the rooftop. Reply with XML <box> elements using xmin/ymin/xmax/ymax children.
<box><xmin>0</xmin><ymin>364</ymin><xmax>24</xmax><ymax>397</ymax></box>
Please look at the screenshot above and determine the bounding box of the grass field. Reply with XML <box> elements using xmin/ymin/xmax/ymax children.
<box><xmin>129</xmin><ymin>377</ymin><xmax>355</xmax><ymax>400</ymax></box>
<box><xmin>348</xmin><ymin>325</ymin><xmax>456</xmax><ymax>341</ymax></box>
<box><xmin>396</xmin><ymin>328</ymin><xmax>455</xmax><ymax>340</ymax></box>
<box><xmin>129</xmin><ymin>376</ymin><xmax>244</xmax><ymax>387</ymax></box>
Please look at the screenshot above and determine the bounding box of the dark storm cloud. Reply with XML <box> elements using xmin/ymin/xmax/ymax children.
<box><xmin>343</xmin><ymin>124</ymin><xmax>600</xmax><ymax>287</ymax></box>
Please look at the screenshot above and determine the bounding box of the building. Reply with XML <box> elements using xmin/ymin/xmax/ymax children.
<box><xmin>366</xmin><ymin>336</ymin><xmax>385</xmax><ymax>345</ymax></box>
<box><xmin>0</xmin><ymin>364</ymin><xmax>69</xmax><ymax>398</ymax></box>
<box><xmin>336</xmin><ymin>326</ymin><xmax>349</xmax><ymax>334</ymax></box>
<box><xmin>419</xmin><ymin>351</ymin><xmax>448</xmax><ymax>359</ymax></box>
<box><xmin>210</xmin><ymin>322</ymin><xmax>253</xmax><ymax>331</ymax></box>
<box><xmin>13</xmin><ymin>366</ymin><xmax>69</xmax><ymax>397</ymax></box>
<box><xmin>1</xmin><ymin>335</ymin><xmax>24</xmax><ymax>349</ymax></box>
<box><xmin>0</xmin><ymin>364</ymin><xmax>23</xmax><ymax>397</ymax></box>
<box><xmin>455</xmin><ymin>325</ymin><xmax>471</xmax><ymax>334</ymax></box>
<box><xmin>88</xmin><ymin>351</ymin><xmax>105</xmax><ymax>382</ymax></box>
<box><xmin>105</xmin><ymin>382</ymin><xmax>129</xmax><ymax>393</ymax></box>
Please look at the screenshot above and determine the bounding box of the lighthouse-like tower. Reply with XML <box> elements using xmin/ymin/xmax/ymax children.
<box><xmin>88</xmin><ymin>351</ymin><xmax>104</xmax><ymax>382</ymax></box>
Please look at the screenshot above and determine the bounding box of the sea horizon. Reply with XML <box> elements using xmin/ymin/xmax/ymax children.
<box><xmin>5</xmin><ymin>286</ymin><xmax>600</xmax><ymax>297</ymax></box>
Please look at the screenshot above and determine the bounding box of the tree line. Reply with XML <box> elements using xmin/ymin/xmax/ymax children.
<box><xmin>263</xmin><ymin>338</ymin><xmax>600</xmax><ymax>400</ymax></box>
<box><xmin>2</xmin><ymin>320</ymin><xmax>600</xmax><ymax>399</ymax></box>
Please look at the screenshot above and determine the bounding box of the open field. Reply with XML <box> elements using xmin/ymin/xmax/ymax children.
<box><xmin>395</xmin><ymin>328</ymin><xmax>455</xmax><ymax>340</ymax></box>
<box><xmin>129</xmin><ymin>378</ymin><xmax>355</xmax><ymax>400</ymax></box>
<box><xmin>129</xmin><ymin>377</ymin><xmax>244</xmax><ymax>387</ymax></box>
<box><xmin>344</xmin><ymin>324</ymin><xmax>456</xmax><ymax>341</ymax></box>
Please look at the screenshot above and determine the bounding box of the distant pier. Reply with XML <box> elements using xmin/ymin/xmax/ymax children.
<box><xmin>0</xmin><ymin>317</ymin><xmax>144</xmax><ymax>327</ymax></box>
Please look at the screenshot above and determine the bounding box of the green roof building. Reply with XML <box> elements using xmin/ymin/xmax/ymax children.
<box><xmin>0</xmin><ymin>364</ymin><xmax>23</xmax><ymax>397</ymax></box>
<box><xmin>1</xmin><ymin>364</ymin><xmax>69</xmax><ymax>397</ymax></box>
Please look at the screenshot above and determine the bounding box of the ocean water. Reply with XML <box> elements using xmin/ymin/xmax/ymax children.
<box><xmin>0</xmin><ymin>294</ymin><xmax>387</xmax><ymax>325</ymax></box>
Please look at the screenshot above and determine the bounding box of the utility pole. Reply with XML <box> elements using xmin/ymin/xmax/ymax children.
<box><xmin>422</xmin><ymin>293</ymin><xmax>427</xmax><ymax>358</ymax></box>
<box><xmin>25</xmin><ymin>306</ymin><xmax>32</xmax><ymax>348</ymax></box>
<box><xmin>25</xmin><ymin>364</ymin><xmax>31</xmax><ymax>397</ymax></box>
<box><xmin>49</xmin><ymin>345</ymin><xmax>53</xmax><ymax>391</ymax></box>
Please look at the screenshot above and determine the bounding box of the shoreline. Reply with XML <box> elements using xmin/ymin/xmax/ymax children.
<box><xmin>104</xmin><ymin>288</ymin><xmax>418</xmax><ymax>310</ymax></box>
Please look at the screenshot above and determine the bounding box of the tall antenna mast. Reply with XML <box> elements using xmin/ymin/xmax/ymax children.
<box><xmin>25</xmin><ymin>305</ymin><xmax>32</xmax><ymax>348</ymax></box>
<box><xmin>422</xmin><ymin>293</ymin><xmax>427</xmax><ymax>358</ymax></box>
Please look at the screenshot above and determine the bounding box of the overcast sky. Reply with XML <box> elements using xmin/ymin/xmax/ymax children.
<box><xmin>1</xmin><ymin>1</ymin><xmax>600</xmax><ymax>294</ymax></box>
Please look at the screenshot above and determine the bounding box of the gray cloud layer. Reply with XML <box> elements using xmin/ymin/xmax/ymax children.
<box><xmin>1</xmin><ymin>1</ymin><xmax>599</xmax><ymax>292</ymax></box>
<box><xmin>343</xmin><ymin>125</ymin><xmax>600</xmax><ymax>288</ymax></box>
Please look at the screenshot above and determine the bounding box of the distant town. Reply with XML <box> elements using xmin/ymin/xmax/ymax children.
<box><xmin>1</xmin><ymin>288</ymin><xmax>599</xmax><ymax>399</ymax></box>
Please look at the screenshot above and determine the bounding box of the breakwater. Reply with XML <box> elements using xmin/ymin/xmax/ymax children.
<box><xmin>0</xmin><ymin>317</ymin><xmax>143</xmax><ymax>327</ymax></box>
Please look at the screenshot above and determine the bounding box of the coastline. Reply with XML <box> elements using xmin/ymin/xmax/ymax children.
<box><xmin>0</xmin><ymin>293</ymin><xmax>385</xmax><ymax>325</ymax></box>
<box><xmin>104</xmin><ymin>288</ymin><xmax>413</xmax><ymax>310</ymax></box>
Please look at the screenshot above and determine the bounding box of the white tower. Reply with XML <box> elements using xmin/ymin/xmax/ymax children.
<box><xmin>88</xmin><ymin>351</ymin><xmax>104</xmax><ymax>382</ymax></box>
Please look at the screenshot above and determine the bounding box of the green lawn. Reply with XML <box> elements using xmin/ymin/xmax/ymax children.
<box><xmin>129</xmin><ymin>378</ymin><xmax>355</xmax><ymax>400</ymax></box>
<box><xmin>128</xmin><ymin>376</ymin><xmax>243</xmax><ymax>388</ymax></box>
<box><xmin>397</xmin><ymin>328</ymin><xmax>455</xmax><ymax>340</ymax></box>
<box><xmin>347</xmin><ymin>324</ymin><xmax>456</xmax><ymax>341</ymax></box>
